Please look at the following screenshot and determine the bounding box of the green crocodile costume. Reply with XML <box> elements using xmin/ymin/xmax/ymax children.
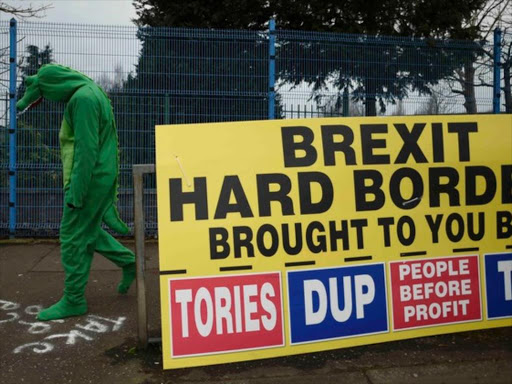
<box><xmin>17</xmin><ymin>64</ymin><xmax>136</xmax><ymax>321</ymax></box>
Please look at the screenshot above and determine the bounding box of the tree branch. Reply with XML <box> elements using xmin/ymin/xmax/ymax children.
<box><xmin>478</xmin><ymin>0</ymin><xmax>511</xmax><ymax>41</ymax></box>
<box><xmin>0</xmin><ymin>2</ymin><xmax>53</xmax><ymax>18</ymax></box>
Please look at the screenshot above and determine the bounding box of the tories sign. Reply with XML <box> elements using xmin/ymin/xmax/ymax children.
<box><xmin>168</xmin><ymin>273</ymin><xmax>284</xmax><ymax>357</ymax></box>
<box><xmin>155</xmin><ymin>114</ymin><xmax>512</xmax><ymax>369</ymax></box>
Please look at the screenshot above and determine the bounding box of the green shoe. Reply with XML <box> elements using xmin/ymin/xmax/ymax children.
<box><xmin>37</xmin><ymin>297</ymin><xmax>87</xmax><ymax>321</ymax></box>
<box><xmin>118</xmin><ymin>262</ymin><xmax>136</xmax><ymax>294</ymax></box>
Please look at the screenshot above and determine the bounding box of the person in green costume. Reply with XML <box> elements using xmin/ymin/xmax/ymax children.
<box><xmin>16</xmin><ymin>64</ymin><xmax>136</xmax><ymax>321</ymax></box>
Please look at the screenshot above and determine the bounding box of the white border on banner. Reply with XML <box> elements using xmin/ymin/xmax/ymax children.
<box><xmin>167</xmin><ymin>271</ymin><xmax>285</xmax><ymax>358</ymax></box>
<box><xmin>388</xmin><ymin>254</ymin><xmax>483</xmax><ymax>332</ymax></box>
<box><xmin>483</xmin><ymin>252</ymin><xmax>512</xmax><ymax>321</ymax></box>
<box><xmin>286</xmin><ymin>262</ymin><xmax>389</xmax><ymax>346</ymax></box>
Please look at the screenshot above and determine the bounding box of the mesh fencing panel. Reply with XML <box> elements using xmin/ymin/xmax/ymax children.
<box><xmin>0</xmin><ymin>21</ymin><xmax>504</xmax><ymax>237</ymax></box>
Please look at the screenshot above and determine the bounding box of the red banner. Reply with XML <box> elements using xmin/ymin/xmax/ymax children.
<box><xmin>168</xmin><ymin>272</ymin><xmax>284</xmax><ymax>357</ymax></box>
<box><xmin>390</xmin><ymin>256</ymin><xmax>481</xmax><ymax>330</ymax></box>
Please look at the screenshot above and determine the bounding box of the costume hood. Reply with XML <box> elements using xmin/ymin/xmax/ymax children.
<box><xmin>16</xmin><ymin>64</ymin><xmax>94</xmax><ymax>111</ymax></box>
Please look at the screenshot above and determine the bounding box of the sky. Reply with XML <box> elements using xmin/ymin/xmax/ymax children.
<box><xmin>0</xmin><ymin>0</ymin><xmax>136</xmax><ymax>25</ymax></box>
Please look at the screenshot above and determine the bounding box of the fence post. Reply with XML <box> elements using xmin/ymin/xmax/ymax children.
<box><xmin>133</xmin><ymin>164</ymin><xmax>152</xmax><ymax>348</ymax></box>
<box><xmin>268</xmin><ymin>19</ymin><xmax>276</xmax><ymax>120</ymax></box>
<box><xmin>164</xmin><ymin>94</ymin><xmax>170</xmax><ymax>124</ymax></box>
<box><xmin>493</xmin><ymin>28</ymin><xmax>502</xmax><ymax>114</ymax></box>
<box><xmin>9</xmin><ymin>18</ymin><xmax>17</xmax><ymax>237</ymax></box>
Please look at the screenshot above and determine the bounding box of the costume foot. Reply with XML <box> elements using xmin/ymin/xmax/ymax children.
<box><xmin>37</xmin><ymin>297</ymin><xmax>87</xmax><ymax>321</ymax></box>
<box><xmin>118</xmin><ymin>262</ymin><xmax>136</xmax><ymax>294</ymax></box>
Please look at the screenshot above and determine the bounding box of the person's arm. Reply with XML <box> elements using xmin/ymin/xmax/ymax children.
<box><xmin>65</xmin><ymin>90</ymin><xmax>100</xmax><ymax>209</ymax></box>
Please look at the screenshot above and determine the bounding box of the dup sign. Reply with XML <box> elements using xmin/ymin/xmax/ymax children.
<box><xmin>287</xmin><ymin>264</ymin><xmax>388</xmax><ymax>344</ymax></box>
<box><xmin>155</xmin><ymin>114</ymin><xmax>512</xmax><ymax>369</ymax></box>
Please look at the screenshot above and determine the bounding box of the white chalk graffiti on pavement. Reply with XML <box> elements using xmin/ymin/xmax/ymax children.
<box><xmin>18</xmin><ymin>320</ymin><xmax>53</xmax><ymax>334</ymax></box>
<box><xmin>0</xmin><ymin>299</ymin><xmax>126</xmax><ymax>354</ymax></box>
<box><xmin>13</xmin><ymin>342</ymin><xmax>55</xmax><ymax>354</ymax></box>
<box><xmin>46</xmin><ymin>329</ymin><xmax>93</xmax><ymax>344</ymax></box>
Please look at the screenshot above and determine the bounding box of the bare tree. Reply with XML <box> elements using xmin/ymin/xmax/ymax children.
<box><xmin>416</xmin><ymin>84</ymin><xmax>457</xmax><ymax>115</ymax></box>
<box><xmin>485</xmin><ymin>6</ymin><xmax>512</xmax><ymax>112</ymax></box>
<box><xmin>0</xmin><ymin>2</ymin><xmax>52</xmax><ymax>18</ymax></box>
<box><xmin>466</xmin><ymin>4</ymin><xmax>512</xmax><ymax>112</ymax></box>
<box><xmin>97</xmin><ymin>64</ymin><xmax>125</xmax><ymax>93</ymax></box>
<box><xmin>0</xmin><ymin>2</ymin><xmax>52</xmax><ymax>119</ymax></box>
<box><xmin>1</xmin><ymin>1</ymin><xmax>52</xmax><ymax>79</ymax></box>
<box><xmin>447</xmin><ymin>0</ymin><xmax>510</xmax><ymax>113</ymax></box>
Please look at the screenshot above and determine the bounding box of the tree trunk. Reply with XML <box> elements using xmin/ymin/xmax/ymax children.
<box><xmin>504</xmin><ymin>63</ymin><xmax>511</xmax><ymax>114</ymax></box>
<box><xmin>364</xmin><ymin>76</ymin><xmax>377</xmax><ymax>116</ymax></box>
<box><xmin>462</xmin><ymin>62</ymin><xmax>477</xmax><ymax>114</ymax></box>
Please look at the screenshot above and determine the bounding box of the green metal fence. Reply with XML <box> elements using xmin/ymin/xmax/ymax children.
<box><xmin>0</xmin><ymin>20</ymin><xmax>509</xmax><ymax>237</ymax></box>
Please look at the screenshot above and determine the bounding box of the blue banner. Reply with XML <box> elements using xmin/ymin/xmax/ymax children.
<box><xmin>287</xmin><ymin>264</ymin><xmax>388</xmax><ymax>344</ymax></box>
<box><xmin>485</xmin><ymin>253</ymin><xmax>512</xmax><ymax>319</ymax></box>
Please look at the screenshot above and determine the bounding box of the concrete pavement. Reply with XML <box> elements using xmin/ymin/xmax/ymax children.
<box><xmin>1</xmin><ymin>241</ymin><xmax>511</xmax><ymax>384</ymax></box>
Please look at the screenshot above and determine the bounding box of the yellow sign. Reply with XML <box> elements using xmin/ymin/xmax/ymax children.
<box><xmin>156</xmin><ymin>114</ymin><xmax>512</xmax><ymax>369</ymax></box>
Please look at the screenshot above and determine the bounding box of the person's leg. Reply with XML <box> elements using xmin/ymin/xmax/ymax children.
<box><xmin>38</xmin><ymin>197</ymin><xmax>105</xmax><ymax>321</ymax></box>
<box><xmin>94</xmin><ymin>229</ymin><xmax>136</xmax><ymax>293</ymax></box>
